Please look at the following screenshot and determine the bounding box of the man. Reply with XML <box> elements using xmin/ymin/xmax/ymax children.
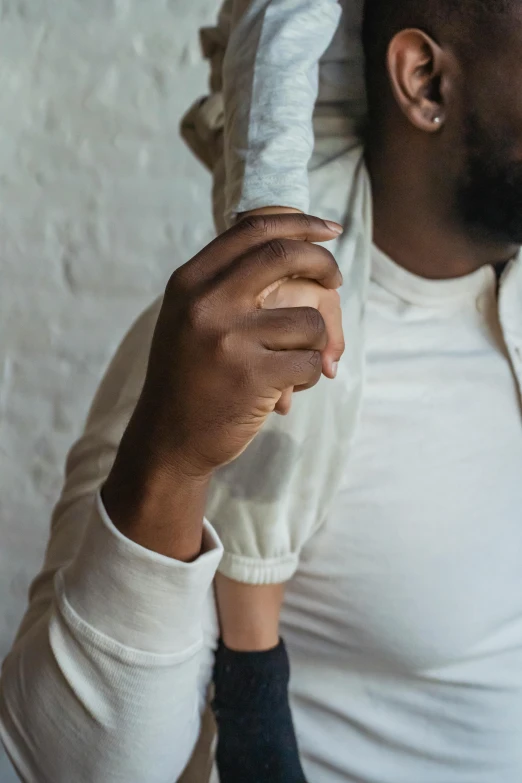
<box><xmin>3</xmin><ymin>1</ymin><xmax>522</xmax><ymax>781</ymax></box>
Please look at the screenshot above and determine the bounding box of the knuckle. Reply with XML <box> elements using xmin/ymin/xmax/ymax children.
<box><xmin>305</xmin><ymin>349</ymin><xmax>322</xmax><ymax>371</ymax></box>
<box><xmin>292</xmin><ymin>349</ymin><xmax>321</xmax><ymax>379</ymax></box>
<box><xmin>219</xmin><ymin>334</ymin><xmax>254</xmax><ymax>386</ymax></box>
<box><xmin>237</xmin><ymin>214</ymin><xmax>271</xmax><ymax>238</ymax></box>
<box><xmin>296</xmin><ymin>349</ymin><xmax>323</xmax><ymax>387</ymax></box>
<box><xmin>186</xmin><ymin>294</ymin><xmax>215</xmax><ymax>333</ymax></box>
<box><xmin>302</xmin><ymin>306</ymin><xmax>325</xmax><ymax>335</ymax></box>
<box><xmin>216</xmin><ymin>329</ymin><xmax>237</xmax><ymax>361</ymax></box>
<box><xmin>318</xmin><ymin>245</ymin><xmax>337</xmax><ymax>267</ymax></box>
<box><xmin>264</xmin><ymin>238</ymin><xmax>290</xmax><ymax>263</ymax></box>
<box><xmin>297</xmin><ymin>213</ymin><xmax>314</xmax><ymax>232</ymax></box>
<box><xmin>300</xmin><ymin>241</ymin><xmax>332</xmax><ymax>272</ymax></box>
<box><xmin>313</xmin><ymin>240</ymin><xmax>333</xmax><ymax>259</ymax></box>
<box><xmin>166</xmin><ymin>266</ymin><xmax>191</xmax><ymax>297</ymax></box>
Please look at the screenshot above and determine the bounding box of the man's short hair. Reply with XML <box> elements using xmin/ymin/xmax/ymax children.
<box><xmin>362</xmin><ymin>1</ymin><xmax>516</xmax><ymax>107</ymax></box>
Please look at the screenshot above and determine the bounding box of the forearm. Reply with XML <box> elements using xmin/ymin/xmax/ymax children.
<box><xmin>0</xmin><ymin>299</ymin><xmax>229</xmax><ymax>782</ymax></box>
<box><xmin>103</xmin><ymin>402</ymin><xmax>211</xmax><ymax>562</ymax></box>
<box><xmin>215</xmin><ymin>573</ymin><xmax>284</xmax><ymax>650</ymax></box>
<box><xmin>0</xmin><ymin>495</ymin><xmax>221</xmax><ymax>783</ymax></box>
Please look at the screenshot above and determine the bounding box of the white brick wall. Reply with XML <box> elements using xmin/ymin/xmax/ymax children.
<box><xmin>0</xmin><ymin>2</ymin><xmax>215</xmax><ymax>778</ymax></box>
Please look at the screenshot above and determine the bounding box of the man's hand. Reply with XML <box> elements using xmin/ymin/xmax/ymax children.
<box><xmin>103</xmin><ymin>213</ymin><xmax>343</xmax><ymax>559</ymax></box>
<box><xmin>238</xmin><ymin>206</ymin><xmax>344</xmax><ymax>413</ymax></box>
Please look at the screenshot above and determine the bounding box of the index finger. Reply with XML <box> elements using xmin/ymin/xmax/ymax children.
<box><xmin>185</xmin><ymin>213</ymin><xmax>343</xmax><ymax>284</ymax></box>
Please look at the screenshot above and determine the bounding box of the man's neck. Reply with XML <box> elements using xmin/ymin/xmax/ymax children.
<box><xmin>366</xmin><ymin>146</ymin><xmax>519</xmax><ymax>280</ymax></box>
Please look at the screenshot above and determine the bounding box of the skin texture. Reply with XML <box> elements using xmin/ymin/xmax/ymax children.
<box><xmin>215</xmin><ymin>575</ymin><xmax>285</xmax><ymax>651</ymax></box>
<box><xmin>102</xmin><ymin>213</ymin><xmax>343</xmax><ymax>562</ymax></box>
<box><xmin>368</xmin><ymin>21</ymin><xmax>522</xmax><ymax>279</ymax></box>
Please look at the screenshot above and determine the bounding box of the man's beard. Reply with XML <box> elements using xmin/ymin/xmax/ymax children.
<box><xmin>457</xmin><ymin>110</ymin><xmax>522</xmax><ymax>245</ymax></box>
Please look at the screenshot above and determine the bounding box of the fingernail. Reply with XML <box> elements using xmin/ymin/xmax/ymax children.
<box><xmin>332</xmin><ymin>361</ymin><xmax>339</xmax><ymax>378</ymax></box>
<box><xmin>324</xmin><ymin>220</ymin><xmax>343</xmax><ymax>235</ymax></box>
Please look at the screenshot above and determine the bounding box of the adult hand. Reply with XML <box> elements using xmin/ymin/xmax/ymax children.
<box><xmin>237</xmin><ymin>206</ymin><xmax>344</xmax><ymax>414</ymax></box>
<box><xmin>104</xmin><ymin>213</ymin><xmax>343</xmax><ymax>559</ymax></box>
<box><xmin>137</xmin><ymin>213</ymin><xmax>343</xmax><ymax>476</ymax></box>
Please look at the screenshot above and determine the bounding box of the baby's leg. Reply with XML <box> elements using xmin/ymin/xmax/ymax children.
<box><xmin>213</xmin><ymin>574</ymin><xmax>308</xmax><ymax>783</ymax></box>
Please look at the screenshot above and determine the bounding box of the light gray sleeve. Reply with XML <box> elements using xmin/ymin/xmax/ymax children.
<box><xmin>0</xmin><ymin>301</ymin><xmax>222</xmax><ymax>783</ymax></box>
<box><xmin>222</xmin><ymin>0</ymin><xmax>342</xmax><ymax>224</ymax></box>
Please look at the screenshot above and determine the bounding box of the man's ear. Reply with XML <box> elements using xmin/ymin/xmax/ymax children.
<box><xmin>387</xmin><ymin>28</ymin><xmax>452</xmax><ymax>133</ymax></box>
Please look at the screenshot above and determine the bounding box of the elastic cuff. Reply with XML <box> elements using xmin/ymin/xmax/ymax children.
<box><xmin>218</xmin><ymin>551</ymin><xmax>298</xmax><ymax>585</ymax></box>
<box><xmin>60</xmin><ymin>492</ymin><xmax>223</xmax><ymax>654</ymax></box>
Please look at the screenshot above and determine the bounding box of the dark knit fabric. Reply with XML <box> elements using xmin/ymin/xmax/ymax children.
<box><xmin>212</xmin><ymin>639</ymin><xmax>308</xmax><ymax>782</ymax></box>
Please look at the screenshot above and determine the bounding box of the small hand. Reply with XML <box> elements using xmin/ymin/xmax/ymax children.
<box><xmin>241</xmin><ymin>207</ymin><xmax>344</xmax><ymax>414</ymax></box>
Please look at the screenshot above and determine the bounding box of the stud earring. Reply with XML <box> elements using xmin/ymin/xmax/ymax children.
<box><xmin>433</xmin><ymin>115</ymin><xmax>442</xmax><ymax>125</ymax></box>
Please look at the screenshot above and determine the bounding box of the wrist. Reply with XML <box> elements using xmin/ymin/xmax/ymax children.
<box><xmin>103</xmin><ymin>421</ymin><xmax>211</xmax><ymax>562</ymax></box>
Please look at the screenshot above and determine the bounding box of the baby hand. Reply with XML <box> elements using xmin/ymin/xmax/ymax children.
<box><xmin>240</xmin><ymin>207</ymin><xmax>345</xmax><ymax>414</ymax></box>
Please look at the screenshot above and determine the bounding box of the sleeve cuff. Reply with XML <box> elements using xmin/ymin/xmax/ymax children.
<box><xmin>59</xmin><ymin>492</ymin><xmax>223</xmax><ymax>655</ymax></box>
<box><xmin>218</xmin><ymin>551</ymin><xmax>298</xmax><ymax>586</ymax></box>
<box><xmin>227</xmin><ymin>181</ymin><xmax>310</xmax><ymax>228</ymax></box>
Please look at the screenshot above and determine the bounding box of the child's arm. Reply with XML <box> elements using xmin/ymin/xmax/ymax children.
<box><xmin>222</xmin><ymin>0</ymin><xmax>344</xmax><ymax>400</ymax></box>
<box><xmin>222</xmin><ymin>0</ymin><xmax>342</xmax><ymax>225</ymax></box>
<box><xmin>212</xmin><ymin>6</ymin><xmax>343</xmax><ymax>780</ymax></box>
<box><xmin>213</xmin><ymin>575</ymin><xmax>308</xmax><ymax>782</ymax></box>
<box><xmin>215</xmin><ymin>573</ymin><xmax>284</xmax><ymax>650</ymax></box>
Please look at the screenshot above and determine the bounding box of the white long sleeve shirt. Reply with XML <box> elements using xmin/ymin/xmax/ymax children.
<box><xmin>3</xmin><ymin>244</ymin><xmax>522</xmax><ymax>782</ymax></box>
<box><xmin>4</xmin><ymin>4</ymin><xmax>522</xmax><ymax>779</ymax></box>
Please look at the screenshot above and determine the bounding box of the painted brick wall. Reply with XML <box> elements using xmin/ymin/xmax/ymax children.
<box><xmin>0</xmin><ymin>2</ymin><xmax>215</xmax><ymax>777</ymax></box>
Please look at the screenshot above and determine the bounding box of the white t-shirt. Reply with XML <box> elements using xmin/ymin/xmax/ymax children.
<box><xmin>3</xmin><ymin>245</ymin><xmax>522</xmax><ymax>783</ymax></box>
<box><xmin>281</xmin><ymin>246</ymin><xmax>522</xmax><ymax>781</ymax></box>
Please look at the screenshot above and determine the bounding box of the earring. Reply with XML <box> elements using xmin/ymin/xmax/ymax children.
<box><xmin>433</xmin><ymin>115</ymin><xmax>442</xmax><ymax>125</ymax></box>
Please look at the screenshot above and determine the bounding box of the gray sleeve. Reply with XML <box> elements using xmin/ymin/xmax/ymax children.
<box><xmin>222</xmin><ymin>0</ymin><xmax>342</xmax><ymax>224</ymax></box>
